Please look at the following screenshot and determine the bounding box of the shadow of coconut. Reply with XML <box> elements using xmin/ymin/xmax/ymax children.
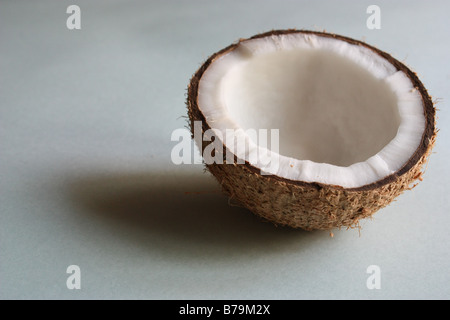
<box><xmin>66</xmin><ymin>170</ymin><xmax>327</xmax><ymax>263</ymax></box>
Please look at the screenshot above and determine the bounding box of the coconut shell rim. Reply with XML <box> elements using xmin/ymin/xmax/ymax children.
<box><xmin>187</xmin><ymin>29</ymin><xmax>436</xmax><ymax>192</ymax></box>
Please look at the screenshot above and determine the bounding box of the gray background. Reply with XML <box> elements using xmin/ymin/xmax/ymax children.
<box><xmin>1</xmin><ymin>0</ymin><xmax>449</xmax><ymax>299</ymax></box>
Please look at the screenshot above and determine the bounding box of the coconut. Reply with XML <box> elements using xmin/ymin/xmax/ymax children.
<box><xmin>187</xmin><ymin>29</ymin><xmax>436</xmax><ymax>230</ymax></box>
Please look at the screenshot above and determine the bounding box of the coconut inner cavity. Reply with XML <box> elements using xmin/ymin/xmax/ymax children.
<box><xmin>197</xmin><ymin>34</ymin><xmax>425</xmax><ymax>188</ymax></box>
<box><xmin>222</xmin><ymin>48</ymin><xmax>401</xmax><ymax>167</ymax></box>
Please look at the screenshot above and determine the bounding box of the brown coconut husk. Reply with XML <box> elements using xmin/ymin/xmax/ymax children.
<box><xmin>187</xmin><ymin>29</ymin><xmax>437</xmax><ymax>230</ymax></box>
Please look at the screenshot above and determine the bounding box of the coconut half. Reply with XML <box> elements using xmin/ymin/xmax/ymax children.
<box><xmin>187</xmin><ymin>30</ymin><xmax>436</xmax><ymax>230</ymax></box>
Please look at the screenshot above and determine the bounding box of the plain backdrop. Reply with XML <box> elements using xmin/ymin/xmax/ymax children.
<box><xmin>1</xmin><ymin>0</ymin><xmax>449</xmax><ymax>299</ymax></box>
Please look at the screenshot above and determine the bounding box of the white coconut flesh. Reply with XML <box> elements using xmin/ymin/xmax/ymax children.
<box><xmin>197</xmin><ymin>33</ymin><xmax>425</xmax><ymax>188</ymax></box>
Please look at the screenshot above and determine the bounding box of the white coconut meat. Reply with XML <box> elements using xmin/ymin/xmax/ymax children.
<box><xmin>197</xmin><ymin>33</ymin><xmax>425</xmax><ymax>188</ymax></box>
